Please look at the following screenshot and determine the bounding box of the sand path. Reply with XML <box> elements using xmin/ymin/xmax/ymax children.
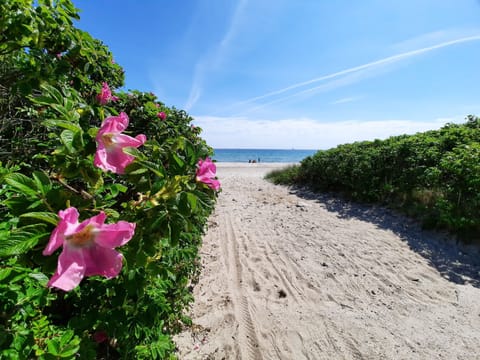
<box><xmin>174</xmin><ymin>163</ymin><xmax>480</xmax><ymax>360</ymax></box>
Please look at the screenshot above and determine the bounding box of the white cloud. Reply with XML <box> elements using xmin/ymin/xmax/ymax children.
<box><xmin>391</xmin><ymin>28</ymin><xmax>480</xmax><ymax>52</ymax></box>
<box><xmin>331</xmin><ymin>96</ymin><xmax>363</xmax><ymax>105</ymax></box>
<box><xmin>193</xmin><ymin>115</ymin><xmax>466</xmax><ymax>150</ymax></box>
<box><xmin>184</xmin><ymin>0</ymin><xmax>248</xmax><ymax>111</ymax></box>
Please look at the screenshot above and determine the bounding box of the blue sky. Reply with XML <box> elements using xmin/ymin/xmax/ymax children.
<box><xmin>75</xmin><ymin>1</ymin><xmax>480</xmax><ymax>149</ymax></box>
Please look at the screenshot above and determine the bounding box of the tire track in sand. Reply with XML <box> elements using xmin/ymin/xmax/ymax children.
<box><xmin>221</xmin><ymin>212</ymin><xmax>262</xmax><ymax>360</ymax></box>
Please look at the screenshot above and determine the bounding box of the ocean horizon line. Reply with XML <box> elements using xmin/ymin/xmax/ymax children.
<box><xmin>213</xmin><ymin>147</ymin><xmax>319</xmax><ymax>151</ymax></box>
<box><xmin>212</xmin><ymin>148</ymin><xmax>318</xmax><ymax>163</ymax></box>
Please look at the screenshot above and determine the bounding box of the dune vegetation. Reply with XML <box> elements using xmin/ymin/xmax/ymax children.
<box><xmin>266</xmin><ymin>117</ymin><xmax>480</xmax><ymax>241</ymax></box>
<box><xmin>0</xmin><ymin>1</ymin><xmax>219</xmax><ymax>358</ymax></box>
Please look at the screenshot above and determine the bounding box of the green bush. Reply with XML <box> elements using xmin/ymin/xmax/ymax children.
<box><xmin>1</xmin><ymin>1</ymin><xmax>219</xmax><ymax>358</ymax></box>
<box><xmin>269</xmin><ymin>117</ymin><xmax>480</xmax><ymax>240</ymax></box>
<box><xmin>264</xmin><ymin>165</ymin><xmax>300</xmax><ymax>185</ymax></box>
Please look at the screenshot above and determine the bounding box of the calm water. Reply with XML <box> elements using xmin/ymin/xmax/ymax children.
<box><xmin>212</xmin><ymin>148</ymin><xmax>317</xmax><ymax>163</ymax></box>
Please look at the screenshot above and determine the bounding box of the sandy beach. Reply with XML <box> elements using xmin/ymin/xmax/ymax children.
<box><xmin>174</xmin><ymin>163</ymin><xmax>480</xmax><ymax>360</ymax></box>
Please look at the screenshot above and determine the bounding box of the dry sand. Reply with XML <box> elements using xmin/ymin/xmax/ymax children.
<box><xmin>174</xmin><ymin>162</ymin><xmax>480</xmax><ymax>360</ymax></box>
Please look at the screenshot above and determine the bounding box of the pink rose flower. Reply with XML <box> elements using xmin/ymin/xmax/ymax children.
<box><xmin>97</xmin><ymin>82</ymin><xmax>119</xmax><ymax>105</ymax></box>
<box><xmin>43</xmin><ymin>207</ymin><xmax>135</xmax><ymax>291</ymax></box>
<box><xmin>196</xmin><ymin>157</ymin><xmax>220</xmax><ymax>190</ymax></box>
<box><xmin>94</xmin><ymin>112</ymin><xmax>147</xmax><ymax>174</ymax></box>
<box><xmin>157</xmin><ymin>112</ymin><xmax>166</xmax><ymax>120</ymax></box>
<box><xmin>93</xmin><ymin>331</ymin><xmax>109</xmax><ymax>343</ymax></box>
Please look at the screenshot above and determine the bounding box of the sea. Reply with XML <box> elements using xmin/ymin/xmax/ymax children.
<box><xmin>212</xmin><ymin>148</ymin><xmax>318</xmax><ymax>163</ymax></box>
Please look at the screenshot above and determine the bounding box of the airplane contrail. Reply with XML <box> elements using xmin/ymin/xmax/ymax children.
<box><xmin>234</xmin><ymin>35</ymin><xmax>480</xmax><ymax>108</ymax></box>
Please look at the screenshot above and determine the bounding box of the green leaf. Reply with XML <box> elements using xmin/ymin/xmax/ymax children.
<box><xmin>186</xmin><ymin>192</ymin><xmax>198</xmax><ymax>212</ymax></box>
<box><xmin>122</xmin><ymin>146</ymin><xmax>144</xmax><ymax>159</ymax></box>
<box><xmin>60</xmin><ymin>130</ymin><xmax>75</xmax><ymax>153</ymax></box>
<box><xmin>46</xmin><ymin>339</ymin><xmax>60</xmax><ymax>356</ymax></box>
<box><xmin>0</xmin><ymin>225</ymin><xmax>49</xmax><ymax>257</ymax></box>
<box><xmin>32</xmin><ymin>171</ymin><xmax>52</xmax><ymax>196</ymax></box>
<box><xmin>28</xmin><ymin>272</ymin><xmax>49</xmax><ymax>286</ymax></box>
<box><xmin>59</xmin><ymin>330</ymin><xmax>74</xmax><ymax>347</ymax></box>
<box><xmin>20</xmin><ymin>212</ymin><xmax>58</xmax><ymax>226</ymax></box>
<box><xmin>32</xmin><ymin>95</ymin><xmax>57</xmax><ymax>105</ymax></box>
<box><xmin>4</xmin><ymin>173</ymin><xmax>39</xmax><ymax>198</ymax></box>
<box><xmin>172</xmin><ymin>153</ymin><xmax>185</xmax><ymax>168</ymax></box>
<box><xmin>59</xmin><ymin>343</ymin><xmax>80</xmax><ymax>358</ymax></box>
<box><xmin>42</xmin><ymin>119</ymin><xmax>82</xmax><ymax>133</ymax></box>
<box><xmin>0</xmin><ymin>268</ymin><xmax>12</xmax><ymax>282</ymax></box>
<box><xmin>41</xmin><ymin>84</ymin><xmax>64</xmax><ymax>104</ymax></box>
<box><xmin>134</xmin><ymin>160</ymin><xmax>164</xmax><ymax>178</ymax></box>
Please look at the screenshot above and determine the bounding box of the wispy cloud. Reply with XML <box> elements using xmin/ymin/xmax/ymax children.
<box><xmin>331</xmin><ymin>96</ymin><xmax>363</xmax><ymax>105</ymax></box>
<box><xmin>184</xmin><ymin>0</ymin><xmax>248</xmax><ymax>111</ymax></box>
<box><xmin>193</xmin><ymin>115</ymin><xmax>466</xmax><ymax>150</ymax></box>
<box><xmin>226</xmin><ymin>34</ymin><xmax>480</xmax><ymax>113</ymax></box>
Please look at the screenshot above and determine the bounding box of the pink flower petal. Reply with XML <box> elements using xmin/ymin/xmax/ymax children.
<box><xmin>44</xmin><ymin>208</ymin><xmax>136</xmax><ymax>291</ymax></box>
<box><xmin>196</xmin><ymin>157</ymin><xmax>221</xmax><ymax>190</ymax></box>
<box><xmin>103</xmin><ymin>148</ymin><xmax>135</xmax><ymax>174</ymax></box>
<box><xmin>76</xmin><ymin>212</ymin><xmax>106</xmax><ymax>233</ymax></box>
<box><xmin>97</xmin><ymin>113</ymin><xmax>129</xmax><ymax>137</ymax></box>
<box><xmin>93</xmin><ymin>331</ymin><xmax>108</xmax><ymax>343</ymax></box>
<box><xmin>83</xmin><ymin>246</ymin><xmax>124</xmax><ymax>278</ymax></box>
<box><xmin>113</xmin><ymin>133</ymin><xmax>146</xmax><ymax>148</ymax></box>
<box><xmin>96</xmin><ymin>221</ymin><xmax>136</xmax><ymax>248</ymax></box>
<box><xmin>47</xmin><ymin>246</ymin><xmax>86</xmax><ymax>291</ymax></box>
<box><xmin>43</xmin><ymin>208</ymin><xmax>79</xmax><ymax>255</ymax></box>
<box><xmin>94</xmin><ymin>113</ymin><xmax>146</xmax><ymax>174</ymax></box>
<box><xmin>201</xmin><ymin>178</ymin><xmax>221</xmax><ymax>191</ymax></box>
<box><xmin>93</xmin><ymin>146</ymin><xmax>114</xmax><ymax>172</ymax></box>
<box><xmin>96</xmin><ymin>83</ymin><xmax>118</xmax><ymax>105</ymax></box>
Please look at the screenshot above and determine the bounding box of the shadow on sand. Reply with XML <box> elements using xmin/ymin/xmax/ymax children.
<box><xmin>290</xmin><ymin>186</ymin><xmax>480</xmax><ymax>288</ymax></box>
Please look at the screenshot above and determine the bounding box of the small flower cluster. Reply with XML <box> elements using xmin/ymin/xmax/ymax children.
<box><xmin>96</xmin><ymin>82</ymin><xmax>119</xmax><ymax>105</ymax></box>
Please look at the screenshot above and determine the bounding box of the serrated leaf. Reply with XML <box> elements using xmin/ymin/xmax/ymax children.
<box><xmin>172</xmin><ymin>153</ymin><xmax>185</xmax><ymax>168</ymax></box>
<box><xmin>123</xmin><ymin>146</ymin><xmax>143</xmax><ymax>158</ymax></box>
<box><xmin>59</xmin><ymin>330</ymin><xmax>74</xmax><ymax>346</ymax></box>
<box><xmin>46</xmin><ymin>339</ymin><xmax>60</xmax><ymax>356</ymax></box>
<box><xmin>0</xmin><ymin>225</ymin><xmax>49</xmax><ymax>257</ymax></box>
<box><xmin>187</xmin><ymin>192</ymin><xmax>198</xmax><ymax>211</ymax></box>
<box><xmin>114</xmin><ymin>184</ymin><xmax>128</xmax><ymax>193</ymax></box>
<box><xmin>32</xmin><ymin>95</ymin><xmax>57</xmax><ymax>105</ymax></box>
<box><xmin>20</xmin><ymin>212</ymin><xmax>58</xmax><ymax>226</ymax></box>
<box><xmin>135</xmin><ymin>160</ymin><xmax>164</xmax><ymax>178</ymax></box>
<box><xmin>127</xmin><ymin>168</ymin><xmax>148</xmax><ymax>175</ymax></box>
<box><xmin>59</xmin><ymin>343</ymin><xmax>80</xmax><ymax>358</ymax></box>
<box><xmin>0</xmin><ymin>268</ymin><xmax>12</xmax><ymax>282</ymax></box>
<box><xmin>32</xmin><ymin>171</ymin><xmax>52</xmax><ymax>196</ymax></box>
<box><xmin>43</xmin><ymin>119</ymin><xmax>82</xmax><ymax>132</ymax></box>
<box><xmin>27</xmin><ymin>199</ymin><xmax>44</xmax><ymax>210</ymax></box>
<box><xmin>41</xmin><ymin>84</ymin><xmax>64</xmax><ymax>104</ymax></box>
<box><xmin>5</xmin><ymin>173</ymin><xmax>39</xmax><ymax>197</ymax></box>
<box><xmin>28</xmin><ymin>272</ymin><xmax>49</xmax><ymax>285</ymax></box>
<box><xmin>60</xmin><ymin>130</ymin><xmax>75</xmax><ymax>153</ymax></box>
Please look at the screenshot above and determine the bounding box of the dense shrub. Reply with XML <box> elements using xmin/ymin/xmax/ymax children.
<box><xmin>264</xmin><ymin>165</ymin><xmax>300</xmax><ymax>185</ymax></box>
<box><xmin>269</xmin><ymin>116</ymin><xmax>480</xmax><ymax>240</ymax></box>
<box><xmin>1</xmin><ymin>1</ymin><xmax>218</xmax><ymax>359</ymax></box>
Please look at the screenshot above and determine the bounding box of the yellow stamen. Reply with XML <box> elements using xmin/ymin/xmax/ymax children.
<box><xmin>65</xmin><ymin>224</ymin><xmax>96</xmax><ymax>247</ymax></box>
<box><xmin>101</xmin><ymin>133</ymin><xmax>115</xmax><ymax>147</ymax></box>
